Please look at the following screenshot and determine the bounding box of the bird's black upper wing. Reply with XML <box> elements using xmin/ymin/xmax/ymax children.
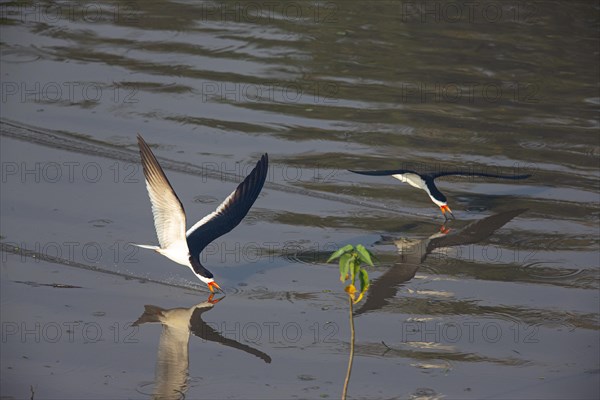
<box><xmin>349</xmin><ymin>168</ymin><xmax>530</xmax><ymax>181</ymax></box>
<box><xmin>348</xmin><ymin>169</ymin><xmax>418</xmax><ymax>176</ymax></box>
<box><xmin>430</xmin><ymin>171</ymin><xmax>531</xmax><ymax>180</ymax></box>
<box><xmin>186</xmin><ymin>154</ymin><xmax>269</xmax><ymax>262</ymax></box>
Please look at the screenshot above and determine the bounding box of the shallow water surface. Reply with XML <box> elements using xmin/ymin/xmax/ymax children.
<box><xmin>1</xmin><ymin>1</ymin><xmax>599</xmax><ymax>399</ymax></box>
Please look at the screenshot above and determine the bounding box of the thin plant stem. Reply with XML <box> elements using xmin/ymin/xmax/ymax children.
<box><xmin>342</xmin><ymin>295</ymin><xmax>355</xmax><ymax>400</ymax></box>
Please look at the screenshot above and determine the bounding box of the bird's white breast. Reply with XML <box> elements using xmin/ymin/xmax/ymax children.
<box><xmin>157</xmin><ymin>241</ymin><xmax>192</xmax><ymax>267</ymax></box>
<box><xmin>393</xmin><ymin>173</ymin><xmax>444</xmax><ymax>206</ymax></box>
<box><xmin>393</xmin><ymin>173</ymin><xmax>427</xmax><ymax>190</ymax></box>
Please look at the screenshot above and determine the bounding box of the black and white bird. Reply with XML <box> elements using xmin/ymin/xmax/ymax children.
<box><xmin>348</xmin><ymin>168</ymin><xmax>530</xmax><ymax>219</ymax></box>
<box><xmin>133</xmin><ymin>135</ymin><xmax>268</xmax><ymax>293</ymax></box>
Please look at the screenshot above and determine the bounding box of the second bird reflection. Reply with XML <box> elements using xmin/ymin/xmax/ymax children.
<box><xmin>355</xmin><ymin>208</ymin><xmax>527</xmax><ymax>315</ymax></box>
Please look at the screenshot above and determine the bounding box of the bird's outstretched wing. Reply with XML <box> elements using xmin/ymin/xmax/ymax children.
<box><xmin>132</xmin><ymin>304</ymin><xmax>166</xmax><ymax>326</ymax></box>
<box><xmin>430</xmin><ymin>171</ymin><xmax>531</xmax><ymax>180</ymax></box>
<box><xmin>186</xmin><ymin>154</ymin><xmax>269</xmax><ymax>261</ymax></box>
<box><xmin>190</xmin><ymin>307</ymin><xmax>272</xmax><ymax>363</ymax></box>
<box><xmin>137</xmin><ymin>135</ymin><xmax>187</xmax><ymax>250</ymax></box>
<box><xmin>350</xmin><ymin>168</ymin><xmax>530</xmax><ymax>181</ymax></box>
<box><xmin>348</xmin><ymin>169</ymin><xmax>418</xmax><ymax>176</ymax></box>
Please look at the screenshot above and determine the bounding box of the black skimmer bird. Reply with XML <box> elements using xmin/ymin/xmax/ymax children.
<box><xmin>133</xmin><ymin>135</ymin><xmax>268</xmax><ymax>293</ymax></box>
<box><xmin>348</xmin><ymin>168</ymin><xmax>530</xmax><ymax>219</ymax></box>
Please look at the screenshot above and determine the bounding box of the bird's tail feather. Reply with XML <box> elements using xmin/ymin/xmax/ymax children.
<box><xmin>130</xmin><ymin>243</ymin><xmax>160</xmax><ymax>250</ymax></box>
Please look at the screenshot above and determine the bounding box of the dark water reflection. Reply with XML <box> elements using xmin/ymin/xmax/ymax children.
<box><xmin>355</xmin><ymin>209</ymin><xmax>528</xmax><ymax>315</ymax></box>
<box><xmin>1</xmin><ymin>0</ymin><xmax>598</xmax><ymax>398</ymax></box>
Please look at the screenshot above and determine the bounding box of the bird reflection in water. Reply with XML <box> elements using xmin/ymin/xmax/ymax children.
<box><xmin>355</xmin><ymin>209</ymin><xmax>527</xmax><ymax>315</ymax></box>
<box><xmin>133</xmin><ymin>294</ymin><xmax>271</xmax><ymax>400</ymax></box>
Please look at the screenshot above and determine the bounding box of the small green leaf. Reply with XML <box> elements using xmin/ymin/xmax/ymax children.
<box><xmin>355</xmin><ymin>245</ymin><xmax>374</xmax><ymax>267</ymax></box>
<box><xmin>338</xmin><ymin>253</ymin><xmax>352</xmax><ymax>282</ymax></box>
<box><xmin>352</xmin><ymin>258</ymin><xmax>360</xmax><ymax>284</ymax></box>
<box><xmin>354</xmin><ymin>268</ymin><xmax>369</xmax><ymax>304</ymax></box>
<box><xmin>326</xmin><ymin>244</ymin><xmax>354</xmax><ymax>263</ymax></box>
<box><xmin>358</xmin><ymin>268</ymin><xmax>370</xmax><ymax>293</ymax></box>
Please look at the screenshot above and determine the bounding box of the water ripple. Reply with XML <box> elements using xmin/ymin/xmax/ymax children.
<box><xmin>521</xmin><ymin>262</ymin><xmax>584</xmax><ymax>280</ymax></box>
<box><xmin>193</xmin><ymin>195</ymin><xmax>218</xmax><ymax>204</ymax></box>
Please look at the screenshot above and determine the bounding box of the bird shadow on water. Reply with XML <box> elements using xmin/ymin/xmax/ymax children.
<box><xmin>133</xmin><ymin>295</ymin><xmax>271</xmax><ymax>400</ymax></box>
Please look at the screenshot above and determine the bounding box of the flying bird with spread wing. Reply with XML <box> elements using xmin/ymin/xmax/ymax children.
<box><xmin>132</xmin><ymin>135</ymin><xmax>268</xmax><ymax>293</ymax></box>
<box><xmin>349</xmin><ymin>168</ymin><xmax>530</xmax><ymax>219</ymax></box>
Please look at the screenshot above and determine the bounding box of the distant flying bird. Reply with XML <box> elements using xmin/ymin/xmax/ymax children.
<box><xmin>348</xmin><ymin>168</ymin><xmax>530</xmax><ymax>219</ymax></box>
<box><xmin>132</xmin><ymin>134</ymin><xmax>268</xmax><ymax>293</ymax></box>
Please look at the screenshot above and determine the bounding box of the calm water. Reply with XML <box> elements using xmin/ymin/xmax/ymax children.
<box><xmin>1</xmin><ymin>1</ymin><xmax>599</xmax><ymax>399</ymax></box>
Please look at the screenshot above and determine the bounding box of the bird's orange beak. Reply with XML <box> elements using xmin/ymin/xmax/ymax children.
<box><xmin>207</xmin><ymin>281</ymin><xmax>223</xmax><ymax>294</ymax></box>
<box><xmin>207</xmin><ymin>293</ymin><xmax>223</xmax><ymax>304</ymax></box>
<box><xmin>440</xmin><ymin>204</ymin><xmax>455</xmax><ymax>220</ymax></box>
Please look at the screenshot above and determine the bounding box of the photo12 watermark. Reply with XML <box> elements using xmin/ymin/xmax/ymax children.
<box><xmin>1</xmin><ymin>161</ymin><xmax>141</xmax><ymax>184</ymax></box>
<box><xmin>399</xmin><ymin>1</ymin><xmax>539</xmax><ymax>24</ymax></box>
<box><xmin>398</xmin><ymin>81</ymin><xmax>540</xmax><ymax>104</ymax></box>
<box><xmin>197</xmin><ymin>320</ymin><xmax>339</xmax><ymax>345</ymax></box>
<box><xmin>200</xmin><ymin>81</ymin><xmax>339</xmax><ymax>104</ymax></box>
<box><xmin>197</xmin><ymin>2</ymin><xmax>338</xmax><ymax>23</ymax></box>
<box><xmin>197</xmin><ymin>162</ymin><xmax>340</xmax><ymax>185</ymax></box>
<box><xmin>1</xmin><ymin>82</ymin><xmax>139</xmax><ymax>105</ymax></box>
<box><xmin>1</xmin><ymin>241</ymin><xmax>140</xmax><ymax>265</ymax></box>
<box><xmin>399</xmin><ymin>320</ymin><xmax>541</xmax><ymax>344</ymax></box>
<box><xmin>0</xmin><ymin>2</ymin><xmax>141</xmax><ymax>24</ymax></box>
<box><xmin>2</xmin><ymin>321</ymin><xmax>139</xmax><ymax>344</ymax></box>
